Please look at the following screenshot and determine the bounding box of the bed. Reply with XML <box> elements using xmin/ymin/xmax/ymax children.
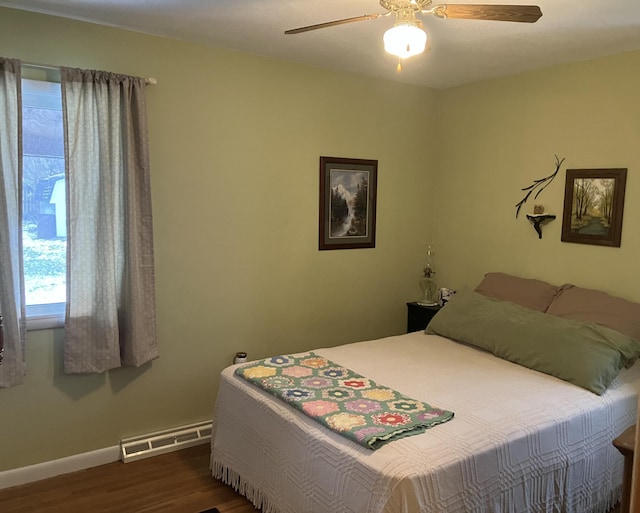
<box><xmin>210</xmin><ymin>273</ymin><xmax>640</xmax><ymax>513</ymax></box>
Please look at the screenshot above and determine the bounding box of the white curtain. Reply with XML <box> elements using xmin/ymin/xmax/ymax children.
<box><xmin>0</xmin><ymin>57</ymin><xmax>26</xmax><ymax>388</ymax></box>
<box><xmin>61</xmin><ymin>67</ymin><xmax>158</xmax><ymax>373</ymax></box>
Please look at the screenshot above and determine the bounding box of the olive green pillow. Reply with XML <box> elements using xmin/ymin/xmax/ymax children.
<box><xmin>427</xmin><ymin>288</ymin><xmax>640</xmax><ymax>395</ymax></box>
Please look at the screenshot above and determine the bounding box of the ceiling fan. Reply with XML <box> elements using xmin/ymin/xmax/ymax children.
<box><xmin>285</xmin><ymin>1</ymin><xmax>542</xmax><ymax>68</ymax></box>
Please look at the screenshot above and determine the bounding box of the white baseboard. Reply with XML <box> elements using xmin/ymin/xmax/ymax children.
<box><xmin>0</xmin><ymin>445</ymin><xmax>120</xmax><ymax>490</ymax></box>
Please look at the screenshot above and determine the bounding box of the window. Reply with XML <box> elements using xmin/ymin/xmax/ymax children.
<box><xmin>1</xmin><ymin>61</ymin><xmax>157</xmax><ymax>382</ymax></box>
<box><xmin>21</xmin><ymin>77</ymin><xmax>66</xmax><ymax>329</ymax></box>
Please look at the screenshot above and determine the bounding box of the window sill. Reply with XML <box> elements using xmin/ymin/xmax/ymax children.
<box><xmin>26</xmin><ymin>303</ymin><xmax>65</xmax><ymax>331</ymax></box>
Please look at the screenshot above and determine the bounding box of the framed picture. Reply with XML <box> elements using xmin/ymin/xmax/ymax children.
<box><xmin>561</xmin><ymin>168</ymin><xmax>627</xmax><ymax>247</ymax></box>
<box><xmin>319</xmin><ymin>156</ymin><xmax>378</xmax><ymax>250</ymax></box>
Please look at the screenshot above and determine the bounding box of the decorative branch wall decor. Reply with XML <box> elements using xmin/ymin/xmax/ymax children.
<box><xmin>515</xmin><ymin>155</ymin><xmax>565</xmax><ymax>218</ymax></box>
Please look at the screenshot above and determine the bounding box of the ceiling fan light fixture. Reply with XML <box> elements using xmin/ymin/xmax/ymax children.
<box><xmin>383</xmin><ymin>22</ymin><xmax>427</xmax><ymax>59</ymax></box>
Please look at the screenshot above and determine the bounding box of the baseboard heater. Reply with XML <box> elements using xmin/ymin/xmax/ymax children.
<box><xmin>120</xmin><ymin>421</ymin><xmax>212</xmax><ymax>463</ymax></box>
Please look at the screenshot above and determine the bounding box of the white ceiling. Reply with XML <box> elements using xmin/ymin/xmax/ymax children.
<box><xmin>2</xmin><ymin>0</ymin><xmax>640</xmax><ymax>89</ymax></box>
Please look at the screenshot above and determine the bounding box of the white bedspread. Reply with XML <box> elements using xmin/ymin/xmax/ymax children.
<box><xmin>211</xmin><ymin>332</ymin><xmax>640</xmax><ymax>513</ymax></box>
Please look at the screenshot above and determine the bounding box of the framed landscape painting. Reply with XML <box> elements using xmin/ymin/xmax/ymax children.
<box><xmin>319</xmin><ymin>156</ymin><xmax>378</xmax><ymax>250</ymax></box>
<box><xmin>561</xmin><ymin>168</ymin><xmax>627</xmax><ymax>247</ymax></box>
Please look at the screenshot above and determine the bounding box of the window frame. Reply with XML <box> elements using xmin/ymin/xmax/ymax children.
<box><xmin>26</xmin><ymin>303</ymin><xmax>65</xmax><ymax>330</ymax></box>
<box><xmin>21</xmin><ymin>68</ymin><xmax>67</xmax><ymax>331</ymax></box>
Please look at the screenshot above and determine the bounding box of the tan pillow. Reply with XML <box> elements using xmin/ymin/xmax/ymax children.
<box><xmin>547</xmin><ymin>285</ymin><xmax>640</xmax><ymax>342</ymax></box>
<box><xmin>474</xmin><ymin>272</ymin><xmax>559</xmax><ymax>312</ymax></box>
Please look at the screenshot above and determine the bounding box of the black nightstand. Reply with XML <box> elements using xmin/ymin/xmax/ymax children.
<box><xmin>406</xmin><ymin>302</ymin><xmax>441</xmax><ymax>333</ymax></box>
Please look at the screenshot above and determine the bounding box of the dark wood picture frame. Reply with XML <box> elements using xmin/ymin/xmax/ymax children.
<box><xmin>319</xmin><ymin>156</ymin><xmax>378</xmax><ymax>250</ymax></box>
<box><xmin>561</xmin><ymin>168</ymin><xmax>627</xmax><ymax>247</ymax></box>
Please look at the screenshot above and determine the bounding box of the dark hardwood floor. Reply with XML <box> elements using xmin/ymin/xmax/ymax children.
<box><xmin>0</xmin><ymin>444</ymin><xmax>259</xmax><ymax>513</ymax></box>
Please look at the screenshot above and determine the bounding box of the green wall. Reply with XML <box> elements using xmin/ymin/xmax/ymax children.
<box><xmin>0</xmin><ymin>8</ymin><xmax>439</xmax><ymax>471</ymax></box>
<box><xmin>433</xmin><ymin>51</ymin><xmax>640</xmax><ymax>300</ymax></box>
<box><xmin>1</xmin><ymin>6</ymin><xmax>639</xmax><ymax>473</ymax></box>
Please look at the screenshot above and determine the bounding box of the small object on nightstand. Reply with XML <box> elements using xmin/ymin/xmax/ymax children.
<box><xmin>613</xmin><ymin>424</ymin><xmax>635</xmax><ymax>513</ymax></box>
<box><xmin>418</xmin><ymin>244</ymin><xmax>438</xmax><ymax>306</ymax></box>
<box><xmin>526</xmin><ymin>213</ymin><xmax>556</xmax><ymax>239</ymax></box>
<box><xmin>438</xmin><ymin>288</ymin><xmax>456</xmax><ymax>307</ymax></box>
<box><xmin>406</xmin><ymin>302</ymin><xmax>441</xmax><ymax>333</ymax></box>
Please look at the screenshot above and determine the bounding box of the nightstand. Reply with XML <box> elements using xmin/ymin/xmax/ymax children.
<box><xmin>613</xmin><ymin>424</ymin><xmax>636</xmax><ymax>513</ymax></box>
<box><xmin>406</xmin><ymin>302</ymin><xmax>441</xmax><ymax>333</ymax></box>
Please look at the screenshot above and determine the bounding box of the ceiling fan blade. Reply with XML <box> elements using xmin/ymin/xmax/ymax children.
<box><xmin>431</xmin><ymin>4</ymin><xmax>542</xmax><ymax>23</ymax></box>
<box><xmin>285</xmin><ymin>13</ymin><xmax>387</xmax><ymax>35</ymax></box>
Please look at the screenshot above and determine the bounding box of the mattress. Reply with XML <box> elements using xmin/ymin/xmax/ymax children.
<box><xmin>211</xmin><ymin>331</ymin><xmax>640</xmax><ymax>513</ymax></box>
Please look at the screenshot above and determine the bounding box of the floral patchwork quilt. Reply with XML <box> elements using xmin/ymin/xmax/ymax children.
<box><xmin>235</xmin><ymin>352</ymin><xmax>454</xmax><ymax>450</ymax></box>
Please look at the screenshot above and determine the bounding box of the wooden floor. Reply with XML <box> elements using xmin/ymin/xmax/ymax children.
<box><xmin>0</xmin><ymin>444</ymin><xmax>259</xmax><ymax>513</ymax></box>
<box><xmin>0</xmin><ymin>444</ymin><xmax>622</xmax><ymax>513</ymax></box>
